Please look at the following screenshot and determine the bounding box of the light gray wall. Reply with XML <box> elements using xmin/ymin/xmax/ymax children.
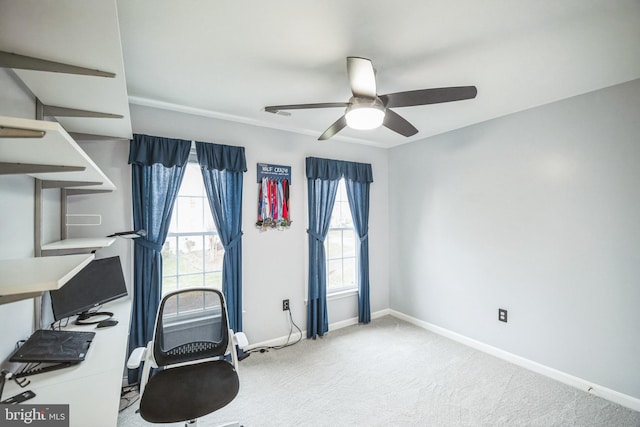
<box><xmin>66</xmin><ymin>140</ymin><xmax>134</xmax><ymax>294</ymax></box>
<box><xmin>389</xmin><ymin>79</ymin><xmax>640</xmax><ymax>399</ymax></box>
<box><xmin>0</xmin><ymin>69</ymin><xmax>34</xmax><ymax>119</ymax></box>
<box><xmin>129</xmin><ymin>104</ymin><xmax>390</xmax><ymax>344</ymax></box>
<box><xmin>0</xmin><ymin>69</ymin><xmax>38</xmax><ymax>357</ymax></box>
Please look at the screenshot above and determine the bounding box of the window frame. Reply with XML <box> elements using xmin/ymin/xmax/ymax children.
<box><xmin>325</xmin><ymin>179</ymin><xmax>358</xmax><ymax>295</ymax></box>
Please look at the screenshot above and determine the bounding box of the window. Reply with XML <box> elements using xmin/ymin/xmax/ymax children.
<box><xmin>162</xmin><ymin>161</ymin><xmax>223</xmax><ymax>295</ymax></box>
<box><xmin>325</xmin><ymin>179</ymin><xmax>357</xmax><ymax>293</ymax></box>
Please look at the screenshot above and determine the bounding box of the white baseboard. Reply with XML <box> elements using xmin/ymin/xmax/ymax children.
<box><xmin>388</xmin><ymin>309</ymin><xmax>640</xmax><ymax>412</ymax></box>
<box><xmin>328</xmin><ymin>308</ymin><xmax>391</xmax><ymax>332</ymax></box>
<box><xmin>245</xmin><ymin>331</ymin><xmax>301</xmax><ymax>351</ymax></box>
<box><xmin>245</xmin><ymin>308</ymin><xmax>391</xmax><ymax>351</ymax></box>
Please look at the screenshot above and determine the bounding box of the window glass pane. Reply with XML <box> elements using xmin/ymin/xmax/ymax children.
<box><xmin>204</xmin><ymin>272</ymin><xmax>222</xmax><ymax>289</ymax></box>
<box><xmin>163</xmin><ymin>276</ymin><xmax>177</xmax><ymax>295</ymax></box>
<box><xmin>329</xmin><ymin>204</ymin><xmax>341</xmax><ymax>228</ymax></box>
<box><xmin>178</xmin><ymin>236</ymin><xmax>204</xmax><ymax>274</ymax></box>
<box><xmin>343</xmin><ymin>230</ymin><xmax>356</xmax><ymax>257</ymax></box>
<box><xmin>338</xmin><ymin>201</ymin><xmax>352</xmax><ymax>226</ymax></box>
<box><xmin>325</xmin><ymin>178</ymin><xmax>358</xmax><ymax>293</ymax></box>
<box><xmin>180</xmin><ymin>273</ymin><xmax>205</xmax><ymax>289</ymax></box>
<box><xmin>343</xmin><ymin>257</ymin><xmax>357</xmax><ymax>287</ymax></box>
<box><xmin>327</xmin><ymin>259</ymin><xmax>343</xmax><ymax>290</ymax></box>
<box><xmin>168</xmin><ymin>206</ymin><xmax>178</xmax><ymax>232</ymax></box>
<box><xmin>337</xmin><ymin>180</ymin><xmax>348</xmax><ymax>200</ymax></box>
<box><xmin>179</xmin><ymin>164</ymin><xmax>204</xmax><ymax>197</ymax></box>
<box><xmin>326</xmin><ymin>230</ymin><xmax>342</xmax><ymax>259</ymax></box>
<box><xmin>204</xmin><ymin>235</ymin><xmax>224</xmax><ymax>272</ymax></box>
<box><xmin>162</xmin><ymin>237</ymin><xmax>178</xmax><ymax>276</ymax></box>
<box><xmin>204</xmin><ymin>211</ymin><xmax>216</xmax><ymax>233</ymax></box>
<box><xmin>177</xmin><ymin>197</ymin><xmax>204</xmax><ymax>232</ymax></box>
<box><xmin>163</xmin><ymin>159</ymin><xmax>223</xmax><ymax>295</ymax></box>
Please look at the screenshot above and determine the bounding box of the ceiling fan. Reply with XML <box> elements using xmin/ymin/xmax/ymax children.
<box><xmin>264</xmin><ymin>57</ymin><xmax>477</xmax><ymax>140</ymax></box>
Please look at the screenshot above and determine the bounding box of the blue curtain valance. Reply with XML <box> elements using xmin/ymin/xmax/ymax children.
<box><xmin>196</xmin><ymin>141</ymin><xmax>247</xmax><ymax>172</ymax></box>
<box><xmin>128</xmin><ymin>134</ymin><xmax>191</xmax><ymax>167</ymax></box>
<box><xmin>305</xmin><ymin>157</ymin><xmax>373</xmax><ymax>183</ymax></box>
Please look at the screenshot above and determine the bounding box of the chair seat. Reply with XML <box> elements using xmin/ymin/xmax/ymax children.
<box><xmin>140</xmin><ymin>360</ymin><xmax>240</xmax><ymax>423</ymax></box>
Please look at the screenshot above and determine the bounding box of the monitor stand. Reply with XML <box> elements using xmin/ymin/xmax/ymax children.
<box><xmin>75</xmin><ymin>311</ymin><xmax>114</xmax><ymax>325</ymax></box>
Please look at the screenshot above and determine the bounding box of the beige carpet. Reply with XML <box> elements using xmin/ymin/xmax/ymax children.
<box><xmin>118</xmin><ymin>316</ymin><xmax>640</xmax><ymax>426</ymax></box>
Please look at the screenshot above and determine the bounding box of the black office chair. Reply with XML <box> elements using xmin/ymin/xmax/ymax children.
<box><xmin>127</xmin><ymin>288</ymin><xmax>246</xmax><ymax>426</ymax></box>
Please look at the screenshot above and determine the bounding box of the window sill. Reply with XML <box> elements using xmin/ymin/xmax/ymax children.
<box><xmin>304</xmin><ymin>288</ymin><xmax>358</xmax><ymax>305</ymax></box>
<box><xmin>327</xmin><ymin>288</ymin><xmax>358</xmax><ymax>301</ymax></box>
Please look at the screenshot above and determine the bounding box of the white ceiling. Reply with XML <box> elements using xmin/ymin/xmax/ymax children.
<box><xmin>3</xmin><ymin>1</ymin><xmax>640</xmax><ymax>148</ymax></box>
<box><xmin>116</xmin><ymin>0</ymin><xmax>640</xmax><ymax>148</ymax></box>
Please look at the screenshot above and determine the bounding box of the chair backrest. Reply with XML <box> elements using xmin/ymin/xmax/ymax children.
<box><xmin>152</xmin><ymin>288</ymin><xmax>230</xmax><ymax>367</ymax></box>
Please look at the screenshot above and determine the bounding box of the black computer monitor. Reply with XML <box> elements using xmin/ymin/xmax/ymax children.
<box><xmin>50</xmin><ymin>255</ymin><xmax>128</xmax><ymax>324</ymax></box>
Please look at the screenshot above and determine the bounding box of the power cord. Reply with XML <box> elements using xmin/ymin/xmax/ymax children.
<box><xmin>0</xmin><ymin>370</ymin><xmax>8</xmax><ymax>401</ymax></box>
<box><xmin>11</xmin><ymin>340</ymin><xmax>30</xmax><ymax>388</ymax></box>
<box><xmin>247</xmin><ymin>307</ymin><xmax>302</xmax><ymax>354</ymax></box>
<box><xmin>49</xmin><ymin>304</ymin><xmax>104</xmax><ymax>330</ymax></box>
<box><xmin>119</xmin><ymin>384</ymin><xmax>140</xmax><ymax>412</ymax></box>
<box><xmin>50</xmin><ymin>317</ymin><xmax>70</xmax><ymax>331</ymax></box>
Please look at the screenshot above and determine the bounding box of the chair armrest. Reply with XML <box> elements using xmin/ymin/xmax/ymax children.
<box><xmin>234</xmin><ymin>332</ymin><xmax>249</xmax><ymax>349</ymax></box>
<box><xmin>127</xmin><ymin>347</ymin><xmax>147</xmax><ymax>369</ymax></box>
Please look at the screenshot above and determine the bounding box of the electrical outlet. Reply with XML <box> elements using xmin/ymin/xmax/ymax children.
<box><xmin>498</xmin><ymin>308</ymin><xmax>508</xmax><ymax>323</ymax></box>
<box><xmin>282</xmin><ymin>299</ymin><xmax>290</xmax><ymax>311</ymax></box>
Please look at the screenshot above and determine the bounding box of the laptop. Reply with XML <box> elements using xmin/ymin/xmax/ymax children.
<box><xmin>10</xmin><ymin>329</ymin><xmax>95</xmax><ymax>364</ymax></box>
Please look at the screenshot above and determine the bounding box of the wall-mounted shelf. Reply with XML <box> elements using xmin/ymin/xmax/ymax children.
<box><xmin>41</xmin><ymin>237</ymin><xmax>116</xmax><ymax>257</ymax></box>
<box><xmin>0</xmin><ymin>116</ymin><xmax>115</xmax><ymax>191</ymax></box>
<box><xmin>0</xmin><ymin>254</ymin><xmax>94</xmax><ymax>305</ymax></box>
<box><xmin>0</xmin><ymin>1</ymin><xmax>133</xmax><ymax>141</ymax></box>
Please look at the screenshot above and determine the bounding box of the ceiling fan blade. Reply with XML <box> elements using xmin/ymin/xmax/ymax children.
<box><xmin>383</xmin><ymin>109</ymin><xmax>418</xmax><ymax>137</ymax></box>
<box><xmin>318</xmin><ymin>115</ymin><xmax>347</xmax><ymax>140</ymax></box>
<box><xmin>265</xmin><ymin>102</ymin><xmax>349</xmax><ymax>113</ymax></box>
<box><xmin>347</xmin><ymin>57</ymin><xmax>377</xmax><ymax>98</ymax></box>
<box><xmin>380</xmin><ymin>86</ymin><xmax>477</xmax><ymax>108</ymax></box>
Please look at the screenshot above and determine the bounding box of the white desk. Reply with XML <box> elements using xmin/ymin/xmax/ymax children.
<box><xmin>2</xmin><ymin>297</ymin><xmax>132</xmax><ymax>427</ymax></box>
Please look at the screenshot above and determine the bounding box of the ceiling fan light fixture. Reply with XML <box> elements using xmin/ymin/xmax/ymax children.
<box><xmin>263</xmin><ymin>57</ymin><xmax>477</xmax><ymax>140</ymax></box>
<box><xmin>345</xmin><ymin>98</ymin><xmax>385</xmax><ymax>130</ymax></box>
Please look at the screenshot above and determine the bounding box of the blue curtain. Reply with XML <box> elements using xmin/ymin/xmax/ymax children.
<box><xmin>306</xmin><ymin>157</ymin><xmax>373</xmax><ymax>338</ymax></box>
<box><xmin>345</xmin><ymin>178</ymin><xmax>371</xmax><ymax>323</ymax></box>
<box><xmin>127</xmin><ymin>134</ymin><xmax>191</xmax><ymax>383</ymax></box>
<box><xmin>306</xmin><ymin>173</ymin><xmax>339</xmax><ymax>339</ymax></box>
<box><xmin>196</xmin><ymin>141</ymin><xmax>247</xmax><ymax>332</ymax></box>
